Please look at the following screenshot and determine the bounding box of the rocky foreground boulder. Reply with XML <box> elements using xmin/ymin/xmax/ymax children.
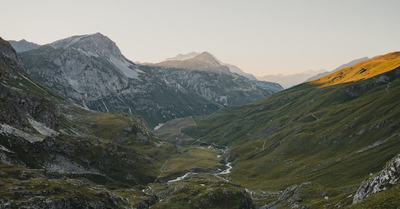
<box><xmin>353</xmin><ymin>154</ymin><xmax>400</xmax><ymax>204</ymax></box>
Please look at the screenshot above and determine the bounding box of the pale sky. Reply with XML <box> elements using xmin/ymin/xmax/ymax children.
<box><xmin>1</xmin><ymin>0</ymin><xmax>400</xmax><ymax>76</ymax></box>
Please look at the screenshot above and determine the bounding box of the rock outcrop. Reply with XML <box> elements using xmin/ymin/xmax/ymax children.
<box><xmin>353</xmin><ymin>154</ymin><xmax>400</xmax><ymax>204</ymax></box>
<box><xmin>0</xmin><ymin>37</ymin><xmax>59</xmax><ymax>131</ymax></box>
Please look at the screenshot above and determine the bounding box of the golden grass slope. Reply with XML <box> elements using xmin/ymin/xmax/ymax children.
<box><xmin>311</xmin><ymin>51</ymin><xmax>400</xmax><ymax>87</ymax></box>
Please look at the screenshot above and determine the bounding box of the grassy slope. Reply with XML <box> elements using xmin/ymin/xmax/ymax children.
<box><xmin>183</xmin><ymin>52</ymin><xmax>400</xmax><ymax>198</ymax></box>
<box><xmin>314</xmin><ymin>52</ymin><xmax>400</xmax><ymax>87</ymax></box>
<box><xmin>156</xmin><ymin>145</ymin><xmax>224</xmax><ymax>180</ymax></box>
<box><xmin>153</xmin><ymin>117</ymin><xmax>228</xmax><ymax>180</ymax></box>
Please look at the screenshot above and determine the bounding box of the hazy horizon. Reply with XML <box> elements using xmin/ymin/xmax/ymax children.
<box><xmin>2</xmin><ymin>0</ymin><xmax>399</xmax><ymax>76</ymax></box>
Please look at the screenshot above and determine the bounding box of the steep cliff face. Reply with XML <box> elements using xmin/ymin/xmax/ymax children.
<box><xmin>19</xmin><ymin>33</ymin><xmax>282</xmax><ymax>127</ymax></box>
<box><xmin>0</xmin><ymin>85</ymin><xmax>60</xmax><ymax>132</ymax></box>
<box><xmin>0</xmin><ymin>38</ymin><xmax>59</xmax><ymax>132</ymax></box>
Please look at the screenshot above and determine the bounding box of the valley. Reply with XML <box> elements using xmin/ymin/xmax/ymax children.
<box><xmin>1</xmin><ymin>34</ymin><xmax>400</xmax><ymax>208</ymax></box>
<box><xmin>2</xmin><ymin>0</ymin><xmax>400</xmax><ymax>207</ymax></box>
<box><xmin>180</xmin><ymin>52</ymin><xmax>400</xmax><ymax>207</ymax></box>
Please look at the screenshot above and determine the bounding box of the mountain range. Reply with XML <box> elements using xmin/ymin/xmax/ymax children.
<box><xmin>257</xmin><ymin>57</ymin><xmax>371</xmax><ymax>89</ymax></box>
<box><xmin>257</xmin><ymin>69</ymin><xmax>326</xmax><ymax>89</ymax></box>
<box><xmin>16</xmin><ymin>33</ymin><xmax>282</xmax><ymax>128</ymax></box>
<box><xmin>1</xmin><ymin>33</ymin><xmax>400</xmax><ymax>208</ymax></box>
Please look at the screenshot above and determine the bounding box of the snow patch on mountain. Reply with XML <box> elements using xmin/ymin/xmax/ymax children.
<box><xmin>0</xmin><ymin>124</ymin><xmax>43</xmax><ymax>143</ymax></box>
<box><xmin>51</xmin><ymin>35</ymin><xmax>89</xmax><ymax>49</ymax></box>
<box><xmin>28</xmin><ymin>117</ymin><xmax>59</xmax><ymax>137</ymax></box>
<box><xmin>67</xmin><ymin>78</ymin><xmax>80</xmax><ymax>89</ymax></box>
<box><xmin>109</xmin><ymin>56</ymin><xmax>142</xmax><ymax>79</ymax></box>
<box><xmin>154</xmin><ymin>123</ymin><xmax>165</xmax><ymax>131</ymax></box>
<box><xmin>0</xmin><ymin>144</ymin><xmax>13</xmax><ymax>153</ymax></box>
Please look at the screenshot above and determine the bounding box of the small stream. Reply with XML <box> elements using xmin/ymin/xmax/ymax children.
<box><xmin>216</xmin><ymin>162</ymin><xmax>232</xmax><ymax>175</ymax></box>
<box><xmin>216</xmin><ymin>146</ymin><xmax>232</xmax><ymax>175</ymax></box>
<box><xmin>166</xmin><ymin>160</ymin><xmax>232</xmax><ymax>183</ymax></box>
<box><xmin>166</xmin><ymin>146</ymin><xmax>233</xmax><ymax>183</ymax></box>
<box><xmin>167</xmin><ymin>172</ymin><xmax>196</xmax><ymax>183</ymax></box>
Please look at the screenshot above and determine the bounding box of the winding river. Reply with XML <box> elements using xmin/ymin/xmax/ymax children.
<box><xmin>216</xmin><ymin>162</ymin><xmax>232</xmax><ymax>175</ymax></box>
<box><xmin>166</xmin><ymin>146</ymin><xmax>233</xmax><ymax>183</ymax></box>
<box><xmin>167</xmin><ymin>172</ymin><xmax>196</xmax><ymax>183</ymax></box>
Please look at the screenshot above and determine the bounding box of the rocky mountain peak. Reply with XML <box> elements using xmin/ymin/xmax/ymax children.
<box><xmin>8</xmin><ymin>39</ymin><xmax>40</xmax><ymax>53</ymax></box>
<box><xmin>161</xmin><ymin>51</ymin><xmax>258</xmax><ymax>80</ymax></box>
<box><xmin>50</xmin><ymin>33</ymin><xmax>123</xmax><ymax>59</ymax></box>
<box><xmin>154</xmin><ymin>51</ymin><xmax>230</xmax><ymax>73</ymax></box>
<box><xmin>165</xmin><ymin>51</ymin><xmax>218</xmax><ymax>63</ymax></box>
<box><xmin>191</xmin><ymin>51</ymin><xmax>219</xmax><ymax>64</ymax></box>
<box><xmin>165</xmin><ymin>51</ymin><xmax>200</xmax><ymax>61</ymax></box>
<box><xmin>45</xmin><ymin>33</ymin><xmax>140</xmax><ymax>79</ymax></box>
